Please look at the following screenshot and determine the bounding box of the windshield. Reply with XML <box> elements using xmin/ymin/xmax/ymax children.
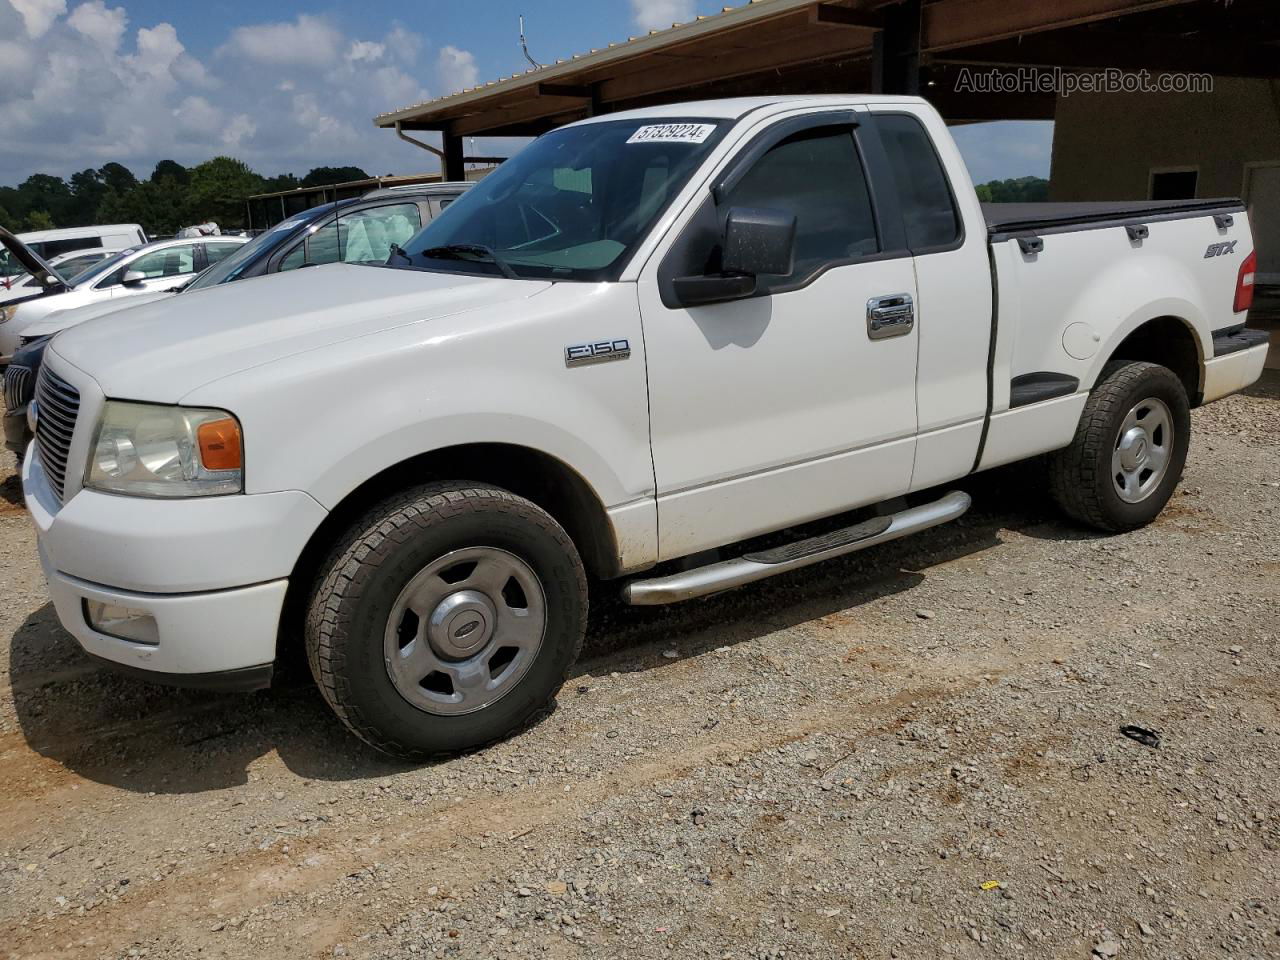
<box><xmin>20</xmin><ymin>252</ymin><xmax>105</xmax><ymax>287</ymax></box>
<box><xmin>68</xmin><ymin>246</ymin><xmax>142</xmax><ymax>287</ymax></box>
<box><xmin>393</xmin><ymin>118</ymin><xmax>730</xmax><ymax>282</ymax></box>
<box><xmin>186</xmin><ymin>211</ymin><xmax>323</xmax><ymax>290</ymax></box>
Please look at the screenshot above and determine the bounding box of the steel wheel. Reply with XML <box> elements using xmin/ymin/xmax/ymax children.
<box><xmin>1111</xmin><ymin>396</ymin><xmax>1173</xmax><ymax>503</ymax></box>
<box><xmin>383</xmin><ymin>546</ymin><xmax>546</xmax><ymax>716</ymax></box>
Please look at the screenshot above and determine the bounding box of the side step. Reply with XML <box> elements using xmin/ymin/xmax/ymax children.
<box><xmin>622</xmin><ymin>490</ymin><xmax>971</xmax><ymax>605</ymax></box>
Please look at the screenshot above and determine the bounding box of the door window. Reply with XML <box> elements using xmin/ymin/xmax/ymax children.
<box><xmin>875</xmin><ymin>114</ymin><xmax>961</xmax><ymax>250</ymax></box>
<box><xmin>725</xmin><ymin>127</ymin><xmax>879</xmax><ymax>288</ymax></box>
<box><xmin>98</xmin><ymin>244</ymin><xmax>197</xmax><ymax>286</ymax></box>
<box><xmin>204</xmin><ymin>242</ymin><xmax>242</xmax><ymax>266</ymax></box>
<box><xmin>125</xmin><ymin>245</ymin><xmax>196</xmax><ymax>278</ymax></box>
<box><xmin>279</xmin><ymin>203</ymin><xmax>423</xmax><ymax>271</ymax></box>
<box><xmin>339</xmin><ymin>203</ymin><xmax>421</xmax><ymax>263</ymax></box>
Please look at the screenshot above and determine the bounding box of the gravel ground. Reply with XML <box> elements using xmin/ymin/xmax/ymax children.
<box><xmin>1</xmin><ymin>374</ymin><xmax>1277</xmax><ymax>960</ymax></box>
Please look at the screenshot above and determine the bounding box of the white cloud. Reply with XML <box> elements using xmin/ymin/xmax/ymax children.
<box><xmin>221</xmin><ymin>114</ymin><xmax>256</xmax><ymax>148</ymax></box>
<box><xmin>66</xmin><ymin>0</ymin><xmax>124</xmax><ymax>50</ymax></box>
<box><xmin>10</xmin><ymin>0</ymin><xmax>65</xmax><ymax>37</ymax></box>
<box><xmin>0</xmin><ymin>5</ymin><xmax>492</xmax><ymax>185</ymax></box>
<box><xmin>384</xmin><ymin>24</ymin><xmax>421</xmax><ymax>64</ymax></box>
<box><xmin>220</xmin><ymin>14</ymin><xmax>342</xmax><ymax>68</ymax></box>
<box><xmin>346</xmin><ymin>40</ymin><xmax>385</xmax><ymax>63</ymax></box>
<box><xmin>435</xmin><ymin>45</ymin><xmax>477</xmax><ymax>96</ymax></box>
<box><xmin>630</xmin><ymin>0</ymin><xmax>694</xmax><ymax>33</ymax></box>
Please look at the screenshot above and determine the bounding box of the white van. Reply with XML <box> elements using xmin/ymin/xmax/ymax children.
<box><xmin>1</xmin><ymin>224</ymin><xmax>146</xmax><ymax>281</ymax></box>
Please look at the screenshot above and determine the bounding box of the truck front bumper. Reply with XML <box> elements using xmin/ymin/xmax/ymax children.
<box><xmin>23</xmin><ymin>451</ymin><xmax>327</xmax><ymax>686</ymax></box>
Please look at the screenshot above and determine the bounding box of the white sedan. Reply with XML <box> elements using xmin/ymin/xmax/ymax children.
<box><xmin>0</xmin><ymin>235</ymin><xmax>246</xmax><ymax>362</ymax></box>
<box><xmin>0</xmin><ymin>248</ymin><xmax>119</xmax><ymax>305</ymax></box>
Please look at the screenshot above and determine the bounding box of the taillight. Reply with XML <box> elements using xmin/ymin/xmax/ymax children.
<box><xmin>1234</xmin><ymin>250</ymin><xmax>1256</xmax><ymax>313</ymax></box>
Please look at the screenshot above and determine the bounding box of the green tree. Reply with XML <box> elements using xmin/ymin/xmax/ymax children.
<box><xmin>0</xmin><ymin>203</ymin><xmax>14</xmax><ymax>230</ymax></box>
<box><xmin>300</xmin><ymin>165</ymin><xmax>369</xmax><ymax>187</ymax></box>
<box><xmin>16</xmin><ymin>174</ymin><xmax>72</xmax><ymax>224</ymax></box>
<box><xmin>68</xmin><ymin>168</ymin><xmax>107</xmax><ymax>225</ymax></box>
<box><xmin>183</xmin><ymin>157</ymin><xmax>265</xmax><ymax>229</ymax></box>
<box><xmin>974</xmin><ymin>176</ymin><xmax>1049</xmax><ymax>203</ymax></box>
<box><xmin>262</xmin><ymin>173</ymin><xmax>300</xmax><ymax>193</ymax></box>
<box><xmin>24</xmin><ymin>209</ymin><xmax>55</xmax><ymax>231</ymax></box>
<box><xmin>98</xmin><ymin>161</ymin><xmax>138</xmax><ymax>196</ymax></box>
<box><xmin>150</xmin><ymin>159</ymin><xmax>189</xmax><ymax>185</ymax></box>
<box><xmin>97</xmin><ymin>179</ymin><xmax>188</xmax><ymax>237</ymax></box>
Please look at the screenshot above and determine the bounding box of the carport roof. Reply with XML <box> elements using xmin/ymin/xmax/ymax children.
<box><xmin>376</xmin><ymin>0</ymin><xmax>1280</xmax><ymax>137</ymax></box>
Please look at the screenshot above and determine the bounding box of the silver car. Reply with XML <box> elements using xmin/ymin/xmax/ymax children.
<box><xmin>0</xmin><ymin>235</ymin><xmax>247</xmax><ymax>362</ymax></box>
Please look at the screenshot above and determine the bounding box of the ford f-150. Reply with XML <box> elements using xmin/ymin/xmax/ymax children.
<box><xmin>22</xmin><ymin>96</ymin><xmax>1269</xmax><ymax>758</ymax></box>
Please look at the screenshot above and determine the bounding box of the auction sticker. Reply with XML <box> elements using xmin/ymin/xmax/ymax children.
<box><xmin>626</xmin><ymin>123</ymin><xmax>716</xmax><ymax>145</ymax></box>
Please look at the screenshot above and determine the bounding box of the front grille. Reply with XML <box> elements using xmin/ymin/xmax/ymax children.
<box><xmin>3</xmin><ymin>364</ymin><xmax>31</xmax><ymax>410</ymax></box>
<box><xmin>34</xmin><ymin>367</ymin><xmax>80</xmax><ymax>503</ymax></box>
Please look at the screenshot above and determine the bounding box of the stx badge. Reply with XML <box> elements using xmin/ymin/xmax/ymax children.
<box><xmin>1205</xmin><ymin>241</ymin><xmax>1238</xmax><ymax>258</ymax></box>
<box><xmin>565</xmin><ymin>339</ymin><xmax>631</xmax><ymax>367</ymax></box>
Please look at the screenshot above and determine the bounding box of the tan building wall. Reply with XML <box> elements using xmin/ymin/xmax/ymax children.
<box><xmin>1049</xmin><ymin>77</ymin><xmax>1280</xmax><ymax>202</ymax></box>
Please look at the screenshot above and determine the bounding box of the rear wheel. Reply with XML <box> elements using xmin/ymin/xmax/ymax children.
<box><xmin>1049</xmin><ymin>360</ymin><xmax>1190</xmax><ymax>532</ymax></box>
<box><xmin>306</xmin><ymin>483</ymin><xmax>587</xmax><ymax>760</ymax></box>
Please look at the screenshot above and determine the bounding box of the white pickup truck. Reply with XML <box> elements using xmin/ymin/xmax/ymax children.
<box><xmin>22</xmin><ymin>96</ymin><xmax>1268</xmax><ymax>758</ymax></box>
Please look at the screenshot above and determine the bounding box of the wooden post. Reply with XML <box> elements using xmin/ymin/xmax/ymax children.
<box><xmin>442</xmin><ymin>130</ymin><xmax>465</xmax><ymax>182</ymax></box>
<box><xmin>873</xmin><ymin>0</ymin><xmax>922</xmax><ymax>95</ymax></box>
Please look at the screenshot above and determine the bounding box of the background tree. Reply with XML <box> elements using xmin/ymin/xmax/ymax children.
<box><xmin>98</xmin><ymin>162</ymin><xmax>138</xmax><ymax>197</ymax></box>
<box><xmin>300</xmin><ymin>165</ymin><xmax>369</xmax><ymax>187</ymax></box>
<box><xmin>150</xmin><ymin>159</ymin><xmax>189</xmax><ymax>185</ymax></box>
<box><xmin>261</xmin><ymin>172</ymin><xmax>300</xmax><ymax>193</ymax></box>
<box><xmin>183</xmin><ymin>157</ymin><xmax>265</xmax><ymax>229</ymax></box>
<box><xmin>68</xmin><ymin>169</ymin><xmax>107</xmax><ymax>225</ymax></box>
<box><xmin>974</xmin><ymin>176</ymin><xmax>1049</xmax><ymax>203</ymax></box>
<box><xmin>23</xmin><ymin>210</ymin><xmax>55</xmax><ymax>231</ymax></box>
<box><xmin>16</xmin><ymin>174</ymin><xmax>73</xmax><ymax>225</ymax></box>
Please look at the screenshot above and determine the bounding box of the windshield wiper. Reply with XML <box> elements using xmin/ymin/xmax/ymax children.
<box><xmin>418</xmin><ymin>243</ymin><xmax>519</xmax><ymax>281</ymax></box>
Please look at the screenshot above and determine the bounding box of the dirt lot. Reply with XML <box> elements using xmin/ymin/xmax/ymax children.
<box><xmin>1</xmin><ymin>376</ymin><xmax>1278</xmax><ymax>960</ymax></box>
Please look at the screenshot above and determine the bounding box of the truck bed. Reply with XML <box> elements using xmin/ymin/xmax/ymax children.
<box><xmin>984</xmin><ymin>198</ymin><xmax>1244</xmax><ymax>239</ymax></box>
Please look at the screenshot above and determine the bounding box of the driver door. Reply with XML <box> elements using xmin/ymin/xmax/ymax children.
<box><xmin>638</xmin><ymin>118</ymin><xmax>920</xmax><ymax>560</ymax></box>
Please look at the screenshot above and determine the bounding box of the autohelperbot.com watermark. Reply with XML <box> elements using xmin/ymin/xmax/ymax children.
<box><xmin>954</xmin><ymin>66</ymin><xmax>1214</xmax><ymax>98</ymax></box>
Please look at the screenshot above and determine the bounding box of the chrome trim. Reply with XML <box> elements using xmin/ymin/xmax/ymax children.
<box><xmin>565</xmin><ymin>338</ymin><xmax>631</xmax><ymax>367</ymax></box>
<box><xmin>866</xmin><ymin>293</ymin><xmax>914</xmax><ymax>340</ymax></box>
<box><xmin>3</xmin><ymin>364</ymin><xmax>31</xmax><ymax>409</ymax></box>
<box><xmin>33</xmin><ymin>367</ymin><xmax>80</xmax><ymax>504</ymax></box>
<box><xmin>622</xmin><ymin>490</ymin><xmax>971</xmax><ymax>605</ymax></box>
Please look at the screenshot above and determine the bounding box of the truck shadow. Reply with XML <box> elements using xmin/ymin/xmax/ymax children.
<box><xmin>7</xmin><ymin>460</ymin><xmax>1081</xmax><ymax>796</ymax></box>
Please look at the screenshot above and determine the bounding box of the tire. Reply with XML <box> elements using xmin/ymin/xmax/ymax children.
<box><xmin>305</xmin><ymin>482</ymin><xmax>587</xmax><ymax>760</ymax></box>
<box><xmin>1049</xmin><ymin>360</ymin><xmax>1190</xmax><ymax>532</ymax></box>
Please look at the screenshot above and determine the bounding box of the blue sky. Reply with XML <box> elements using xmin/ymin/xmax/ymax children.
<box><xmin>0</xmin><ymin>0</ymin><xmax>1051</xmax><ymax>186</ymax></box>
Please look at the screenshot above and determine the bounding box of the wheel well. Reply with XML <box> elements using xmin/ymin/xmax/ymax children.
<box><xmin>1105</xmin><ymin>316</ymin><xmax>1203</xmax><ymax>403</ymax></box>
<box><xmin>277</xmin><ymin>444</ymin><xmax>620</xmax><ymax>667</ymax></box>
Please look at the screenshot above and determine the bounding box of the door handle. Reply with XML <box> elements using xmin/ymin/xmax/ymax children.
<box><xmin>866</xmin><ymin>293</ymin><xmax>914</xmax><ymax>340</ymax></box>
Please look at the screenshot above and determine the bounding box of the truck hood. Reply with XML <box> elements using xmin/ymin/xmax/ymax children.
<box><xmin>51</xmin><ymin>264</ymin><xmax>552</xmax><ymax>401</ymax></box>
<box><xmin>23</xmin><ymin>291</ymin><xmax>172</xmax><ymax>337</ymax></box>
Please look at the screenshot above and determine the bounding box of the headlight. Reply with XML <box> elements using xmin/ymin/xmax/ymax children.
<box><xmin>86</xmin><ymin>401</ymin><xmax>243</xmax><ymax>497</ymax></box>
<box><xmin>0</xmin><ymin>303</ymin><xmax>16</xmax><ymax>324</ymax></box>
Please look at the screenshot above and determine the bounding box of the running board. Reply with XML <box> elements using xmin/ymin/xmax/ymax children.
<box><xmin>622</xmin><ymin>490</ymin><xmax>972</xmax><ymax>605</ymax></box>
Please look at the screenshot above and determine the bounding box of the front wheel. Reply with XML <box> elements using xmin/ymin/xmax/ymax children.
<box><xmin>1049</xmin><ymin>360</ymin><xmax>1191</xmax><ymax>532</ymax></box>
<box><xmin>306</xmin><ymin>483</ymin><xmax>587</xmax><ymax>760</ymax></box>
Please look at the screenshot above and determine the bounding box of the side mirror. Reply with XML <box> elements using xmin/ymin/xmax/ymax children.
<box><xmin>121</xmin><ymin>270</ymin><xmax>147</xmax><ymax>287</ymax></box>
<box><xmin>722</xmin><ymin>206</ymin><xmax>796</xmax><ymax>278</ymax></box>
<box><xmin>670</xmin><ymin>205</ymin><xmax>796</xmax><ymax>308</ymax></box>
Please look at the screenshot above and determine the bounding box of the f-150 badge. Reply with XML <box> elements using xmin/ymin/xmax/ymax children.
<box><xmin>565</xmin><ymin>339</ymin><xmax>631</xmax><ymax>367</ymax></box>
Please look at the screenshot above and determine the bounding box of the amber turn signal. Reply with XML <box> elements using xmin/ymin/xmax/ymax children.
<box><xmin>196</xmin><ymin>417</ymin><xmax>242</xmax><ymax>471</ymax></box>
